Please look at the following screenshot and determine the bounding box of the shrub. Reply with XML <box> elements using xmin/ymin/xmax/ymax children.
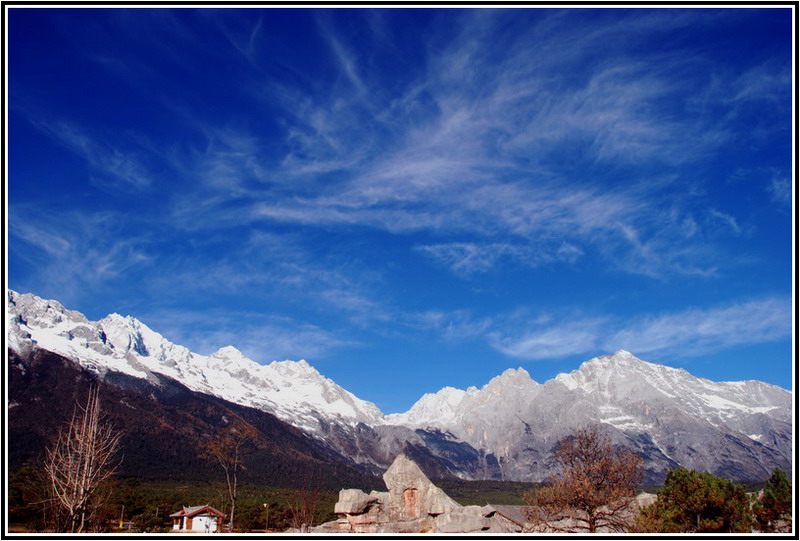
<box><xmin>633</xmin><ymin>467</ymin><xmax>752</xmax><ymax>533</ymax></box>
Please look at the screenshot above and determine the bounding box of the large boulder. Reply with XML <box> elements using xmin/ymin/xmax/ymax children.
<box><xmin>317</xmin><ymin>454</ymin><xmax>498</xmax><ymax>533</ymax></box>
<box><xmin>382</xmin><ymin>454</ymin><xmax>461</xmax><ymax>520</ymax></box>
<box><xmin>434</xmin><ymin>506</ymin><xmax>490</xmax><ymax>533</ymax></box>
<box><xmin>333</xmin><ymin>489</ymin><xmax>378</xmax><ymax>514</ymax></box>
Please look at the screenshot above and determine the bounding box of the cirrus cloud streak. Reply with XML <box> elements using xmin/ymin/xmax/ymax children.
<box><xmin>490</xmin><ymin>297</ymin><xmax>791</xmax><ymax>361</ymax></box>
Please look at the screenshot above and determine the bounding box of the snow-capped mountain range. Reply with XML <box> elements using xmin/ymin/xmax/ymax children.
<box><xmin>6</xmin><ymin>290</ymin><xmax>793</xmax><ymax>482</ymax></box>
<box><xmin>390</xmin><ymin>350</ymin><xmax>788</xmax><ymax>446</ymax></box>
<box><xmin>387</xmin><ymin>351</ymin><xmax>791</xmax><ymax>481</ymax></box>
<box><xmin>7</xmin><ymin>290</ymin><xmax>382</xmax><ymax>433</ymax></box>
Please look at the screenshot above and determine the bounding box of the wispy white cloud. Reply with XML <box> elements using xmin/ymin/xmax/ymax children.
<box><xmin>708</xmin><ymin>208</ymin><xmax>743</xmax><ymax>235</ymax></box>
<box><xmin>491</xmin><ymin>318</ymin><xmax>608</xmax><ymax>360</ymax></box>
<box><xmin>213</xmin><ymin>11</ymin><xmax>264</xmax><ymax>66</ymax></box>
<box><xmin>47</xmin><ymin>9</ymin><xmax>775</xmax><ymax>286</ymax></box>
<box><xmin>141</xmin><ymin>308</ymin><xmax>357</xmax><ymax>363</ymax></box>
<box><xmin>326</xmin><ymin>34</ymin><xmax>369</xmax><ymax>96</ymax></box>
<box><xmin>489</xmin><ymin>297</ymin><xmax>791</xmax><ymax>361</ymax></box>
<box><xmin>28</xmin><ymin>119</ymin><xmax>153</xmax><ymax>191</ymax></box>
<box><xmin>216</xmin><ymin>10</ymin><xmax>777</xmax><ymax>280</ymax></box>
<box><xmin>608</xmin><ymin>297</ymin><xmax>791</xmax><ymax>355</ymax></box>
<box><xmin>8</xmin><ymin>207</ymin><xmax>151</xmax><ymax>304</ymax></box>
<box><xmin>768</xmin><ymin>173</ymin><xmax>792</xmax><ymax>207</ymax></box>
<box><xmin>416</xmin><ymin>241</ymin><xmax>584</xmax><ymax>276</ymax></box>
<box><xmin>699</xmin><ymin>62</ymin><xmax>792</xmax><ymax>110</ymax></box>
<box><xmin>410</xmin><ymin>309</ymin><xmax>493</xmax><ymax>342</ymax></box>
<box><xmin>137</xmin><ymin>227</ymin><xmax>391</xmax><ymax>330</ymax></box>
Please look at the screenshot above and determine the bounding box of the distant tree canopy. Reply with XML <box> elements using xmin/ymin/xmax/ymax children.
<box><xmin>753</xmin><ymin>467</ymin><xmax>792</xmax><ymax>533</ymax></box>
<box><xmin>632</xmin><ymin>467</ymin><xmax>752</xmax><ymax>533</ymax></box>
<box><xmin>523</xmin><ymin>426</ymin><xmax>644</xmax><ymax>533</ymax></box>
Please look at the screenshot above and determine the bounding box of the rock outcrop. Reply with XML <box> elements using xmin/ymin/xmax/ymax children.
<box><xmin>313</xmin><ymin>454</ymin><xmax>528</xmax><ymax>533</ymax></box>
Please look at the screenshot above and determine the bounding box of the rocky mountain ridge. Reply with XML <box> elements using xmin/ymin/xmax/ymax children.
<box><xmin>6</xmin><ymin>290</ymin><xmax>792</xmax><ymax>483</ymax></box>
<box><xmin>390</xmin><ymin>349</ymin><xmax>790</xmax><ymax>481</ymax></box>
<box><xmin>7</xmin><ymin>290</ymin><xmax>383</xmax><ymax>433</ymax></box>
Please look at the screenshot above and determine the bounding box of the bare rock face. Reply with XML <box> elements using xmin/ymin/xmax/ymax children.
<box><xmin>434</xmin><ymin>506</ymin><xmax>493</xmax><ymax>533</ymax></box>
<box><xmin>313</xmin><ymin>454</ymin><xmax>525</xmax><ymax>533</ymax></box>
<box><xmin>382</xmin><ymin>453</ymin><xmax>461</xmax><ymax>520</ymax></box>
<box><xmin>333</xmin><ymin>489</ymin><xmax>378</xmax><ymax>515</ymax></box>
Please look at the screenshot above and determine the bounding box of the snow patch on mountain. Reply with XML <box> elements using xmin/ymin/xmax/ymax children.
<box><xmin>380</xmin><ymin>348</ymin><xmax>790</xmax><ymax>480</ymax></box>
<box><xmin>6</xmin><ymin>290</ymin><xmax>792</xmax><ymax>483</ymax></box>
<box><xmin>385</xmin><ymin>386</ymin><xmax>475</xmax><ymax>428</ymax></box>
<box><xmin>6</xmin><ymin>290</ymin><xmax>383</xmax><ymax>432</ymax></box>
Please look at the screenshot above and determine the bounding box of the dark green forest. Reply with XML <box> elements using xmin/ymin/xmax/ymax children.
<box><xmin>8</xmin><ymin>468</ymin><xmax>539</xmax><ymax>533</ymax></box>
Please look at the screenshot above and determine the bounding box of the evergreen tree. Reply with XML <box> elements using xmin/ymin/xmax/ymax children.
<box><xmin>753</xmin><ymin>467</ymin><xmax>792</xmax><ymax>532</ymax></box>
<box><xmin>633</xmin><ymin>467</ymin><xmax>752</xmax><ymax>533</ymax></box>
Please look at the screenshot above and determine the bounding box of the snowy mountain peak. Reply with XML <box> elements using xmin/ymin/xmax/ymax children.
<box><xmin>268</xmin><ymin>358</ymin><xmax>319</xmax><ymax>377</ymax></box>
<box><xmin>485</xmin><ymin>366</ymin><xmax>538</xmax><ymax>389</ymax></box>
<box><xmin>585</xmin><ymin>349</ymin><xmax>641</xmax><ymax>367</ymax></box>
<box><xmin>210</xmin><ymin>345</ymin><xmax>249</xmax><ymax>361</ymax></box>
<box><xmin>7</xmin><ymin>290</ymin><xmax>88</xmax><ymax>328</ymax></box>
<box><xmin>611</xmin><ymin>348</ymin><xmax>638</xmax><ymax>361</ymax></box>
<box><xmin>572</xmin><ymin>350</ymin><xmax>665</xmax><ymax>383</ymax></box>
<box><xmin>502</xmin><ymin>366</ymin><xmax>531</xmax><ymax>378</ymax></box>
<box><xmin>6</xmin><ymin>290</ymin><xmax>384</xmax><ymax>432</ymax></box>
<box><xmin>554</xmin><ymin>349</ymin><xmax>791</xmax><ymax>427</ymax></box>
<box><xmin>98</xmin><ymin>312</ymin><xmax>176</xmax><ymax>360</ymax></box>
<box><xmin>103</xmin><ymin>312</ymin><xmax>134</xmax><ymax>324</ymax></box>
<box><xmin>387</xmin><ymin>367</ymin><xmax>540</xmax><ymax>429</ymax></box>
<box><xmin>580</xmin><ymin>350</ymin><xmax>699</xmax><ymax>382</ymax></box>
<box><xmin>385</xmin><ymin>385</ymin><xmax>470</xmax><ymax>427</ymax></box>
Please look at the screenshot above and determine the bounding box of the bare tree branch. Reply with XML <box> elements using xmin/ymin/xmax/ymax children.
<box><xmin>203</xmin><ymin>420</ymin><xmax>258</xmax><ymax>532</ymax></box>
<box><xmin>44</xmin><ymin>385</ymin><xmax>122</xmax><ymax>532</ymax></box>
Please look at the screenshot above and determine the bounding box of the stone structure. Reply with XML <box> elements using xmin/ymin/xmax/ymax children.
<box><xmin>312</xmin><ymin>454</ymin><xmax>527</xmax><ymax>533</ymax></box>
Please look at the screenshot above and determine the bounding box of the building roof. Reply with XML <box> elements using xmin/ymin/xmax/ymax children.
<box><xmin>169</xmin><ymin>504</ymin><xmax>226</xmax><ymax>519</ymax></box>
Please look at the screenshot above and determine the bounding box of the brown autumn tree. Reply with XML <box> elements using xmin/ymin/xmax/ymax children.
<box><xmin>203</xmin><ymin>420</ymin><xmax>259</xmax><ymax>532</ymax></box>
<box><xmin>524</xmin><ymin>426</ymin><xmax>644</xmax><ymax>533</ymax></box>
<box><xmin>44</xmin><ymin>385</ymin><xmax>122</xmax><ymax>533</ymax></box>
<box><xmin>287</xmin><ymin>486</ymin><xmax>321</xmax><ymax>531</ymax></box>
<box><xmin>287</xmin><ymin>471</ymin><xmax>323</xmax><ymax>532</ymax></box>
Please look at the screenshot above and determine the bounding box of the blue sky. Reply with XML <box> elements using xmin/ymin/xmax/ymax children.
<box><xmin>6</xmin><ymin>7</ymin><xmax>794</xmax><ymax>413</ymax></box>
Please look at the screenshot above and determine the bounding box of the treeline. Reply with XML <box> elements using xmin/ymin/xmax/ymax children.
<box><xmin>8</xmin><ymin>472</ymin><xmax>340</xmax><ymax>533</ymax></box>
<box><xmin>435</xmin><ymin>478</ymin><xmax>534</xmax><ymax>506</ymax></box>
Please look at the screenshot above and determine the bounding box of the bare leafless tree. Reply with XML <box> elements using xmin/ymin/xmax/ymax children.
<box><xmin>287</xmin><ymin>477</ymin><xmax>321</xmax><ymax>532</ymax></box>
<box><xmin>203</xmin><ymin>421</ymin><xmax>258</xmax><ymax>532</ymax></box>
<box><xmin>524</xmin><ymin>426</ymin><xmax>644</xmax><ymax>533</ymax></box>
<box><xmin>44</xmin><ymin>385</ymin><xmax>122</xmax><ymax>532</ymax></box>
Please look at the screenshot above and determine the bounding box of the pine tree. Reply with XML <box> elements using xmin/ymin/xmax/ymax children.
<box><xmin>633</xmin><ymin>467</ymin><xmax>752</xmax><ymax>533</ymax></box>
<box><xmin>753</xmin><ymin>467</ymin><xmax>792</xmax><ymax>532</ymax></box>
